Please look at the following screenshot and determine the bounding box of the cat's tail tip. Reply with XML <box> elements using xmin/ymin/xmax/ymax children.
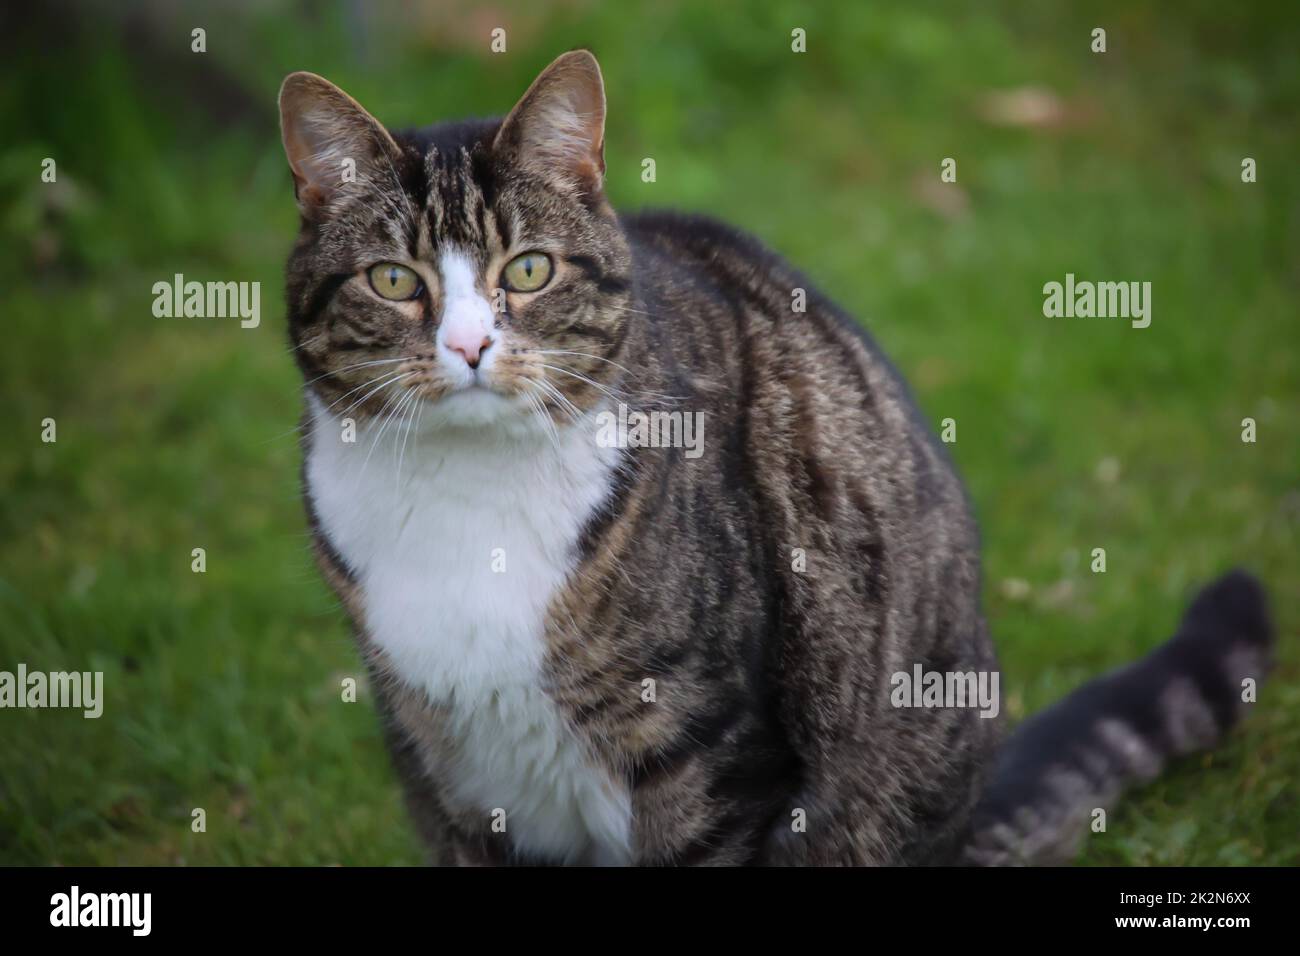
<box><xmin>1178</xmin><ymin>567</ymin><xmax>1273</xmax><ymax>651</ymax></box>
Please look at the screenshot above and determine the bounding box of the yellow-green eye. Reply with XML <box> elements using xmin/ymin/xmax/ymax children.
<box><xmin>367</xmin><ymin>262</ymin><xmax>422</xmax><ymax>301</ymax></box>
<box><xmin>501</xmin><ymin>252</ymin><xmax>553</xmax><ymax>293</ymax></box>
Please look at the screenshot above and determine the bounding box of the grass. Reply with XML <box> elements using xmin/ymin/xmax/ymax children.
<box><xmin>0</xmin><ymin>0</ymin><xmax>1296</xmax><ymax>865</ymax></box>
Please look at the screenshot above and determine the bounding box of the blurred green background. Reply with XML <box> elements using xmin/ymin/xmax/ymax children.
<box><xmin>1</xmin><ymin>0</ymin><xmax>1296</xmax><ymax>865</ymax></box>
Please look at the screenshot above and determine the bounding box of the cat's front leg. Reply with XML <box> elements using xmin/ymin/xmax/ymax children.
<box><xmin>365</xmin><ymin>665</ymin><xmax>461</xmax><ymax>865</ymax></box>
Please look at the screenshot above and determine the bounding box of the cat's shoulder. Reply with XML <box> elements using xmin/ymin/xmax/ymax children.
<box><xmin>619</xmin><ymin>209</ymin><xmax>783</xmax><ymax>266</ymax></box>
<box><xmin>619</xmin><ymin>208</ymin><xmax>870</xmax><ymax>342</ymax></box>
<box><xmin>617</xmin><ymin>208</ymin><xmax>813</xmax><ymax>311</ymax></box>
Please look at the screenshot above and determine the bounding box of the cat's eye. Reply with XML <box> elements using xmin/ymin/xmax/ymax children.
<box><xmin>367</xmin><ymin>262</ymin><xmax>422</xmax><ymax>301</ymax></box>
<box><xmin>501</xmin><ymin>252</ymin><xmax>553</xmax><ymax>293</ymax></box>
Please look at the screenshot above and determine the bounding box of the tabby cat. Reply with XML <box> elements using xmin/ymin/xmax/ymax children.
<box><xmin>279</xmin><ymin>51</ymin><xmax>1273</xmax><ymax>865</ymax></box>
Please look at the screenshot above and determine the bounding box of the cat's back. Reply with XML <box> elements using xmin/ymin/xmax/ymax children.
<box><xmin>620</xmin><ymin>207</ymin><xmax>968</xmax><ymax>522</ymax></box>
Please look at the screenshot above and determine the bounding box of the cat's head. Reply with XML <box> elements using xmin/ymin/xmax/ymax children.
<box><xmin>279</xmin><ymin>51</ymin><xmax>631</xmax><ymax>434</ymax></box>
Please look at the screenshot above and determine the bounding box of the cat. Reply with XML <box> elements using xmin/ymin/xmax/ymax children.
<box><xmin>278</xmin><ymin>51</ymin><xmax>1274</xmax><ymax>865</ymax></box>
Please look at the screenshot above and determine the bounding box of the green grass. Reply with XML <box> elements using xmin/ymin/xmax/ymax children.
<box><xmin>1</xmin><ymin>1</ymin><xmax>1296</xmax><ymax>865</ymax></box>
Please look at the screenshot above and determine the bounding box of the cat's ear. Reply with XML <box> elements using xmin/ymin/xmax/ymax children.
<box><xmin>278</xmin><ymin>72</ymin><xmax>401</xmax><ymax>215</ymax></box>
<box><xmin>494</xmin><ymin>50</ymin><xmax>606</xmax><ymax>193</ymax></box>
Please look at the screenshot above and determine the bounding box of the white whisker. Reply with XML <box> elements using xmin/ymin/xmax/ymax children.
<box><xmin>394</xmin><ymin>389</ymin><xmax>423</xmax><ymax>489</ymax></box>
<box><xmin>539</xmin><ymin>363</ymin><xmax>628</xmax><ymax>404</ymax></box>
<box><xmin>523</xmin><ymin>384</ymin><xmax>562</xmax><ymax>453</ymax></box>
<box><xmin>534</xmin><ymin>377</ymin><xmax>583</xmax><ymax>425</ymax></box>
<box><xmin>302</xmin><ymin>357</ymin><xmax>407</xmax><ymax>389</ymax></box>
<box><xmin>361</xmin><ymin>387</ymin><xmax>418</xmax><ymax>480</ymax></box>
<box><xmin>334</xmin><ymin>370</ymin><xmax>416</xmax><ymax>420</ymax></box>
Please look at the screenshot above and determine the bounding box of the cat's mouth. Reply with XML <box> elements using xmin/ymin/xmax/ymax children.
<box><xmin>394</xmin><ymin>361</ymin><xmax>497</xmax><ymax>402</ymax></box>
<box><xmin>410</xmin><ymin>379</ymin><xmax>544</xmax><ymax>432</ymax></box>
<box><xmin>350</xmin><ymin>357</ymin><xmax>563</xmax><ymax>434</ymax></box>
<box><xmin>434</xmin><ymin>373</ymin><xmax>510</xmax><ymax>401</ymax></box>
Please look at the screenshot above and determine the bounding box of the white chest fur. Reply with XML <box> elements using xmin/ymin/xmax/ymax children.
<box><xmin>305</xmin><ymin>394</ymin><xmax>631</xmax><ymax>864</ymax></box>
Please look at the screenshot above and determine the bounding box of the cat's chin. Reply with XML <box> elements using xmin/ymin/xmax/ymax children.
<box><xmin>415</xmin><ymin>385</ymin><xmax>550</xmax><ymax>438</ymax></box>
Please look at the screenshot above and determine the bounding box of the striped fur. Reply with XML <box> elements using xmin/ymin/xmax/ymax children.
<box><xmin>280</xmin><ymin>52</ymin><xmax>1274</xmax><ymax>866</ymax></box>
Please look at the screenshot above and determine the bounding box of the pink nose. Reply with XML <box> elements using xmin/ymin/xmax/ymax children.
<box><xmin>445</xmin><ymin>331</ymin><xmax>493</xmax><ymax>370</ymax></box>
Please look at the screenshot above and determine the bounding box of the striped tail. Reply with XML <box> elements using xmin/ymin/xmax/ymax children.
<box><xmin>964</xmin><ymin>569</ymin><xmax>1274</xmax><ymax>866</ymax></box>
